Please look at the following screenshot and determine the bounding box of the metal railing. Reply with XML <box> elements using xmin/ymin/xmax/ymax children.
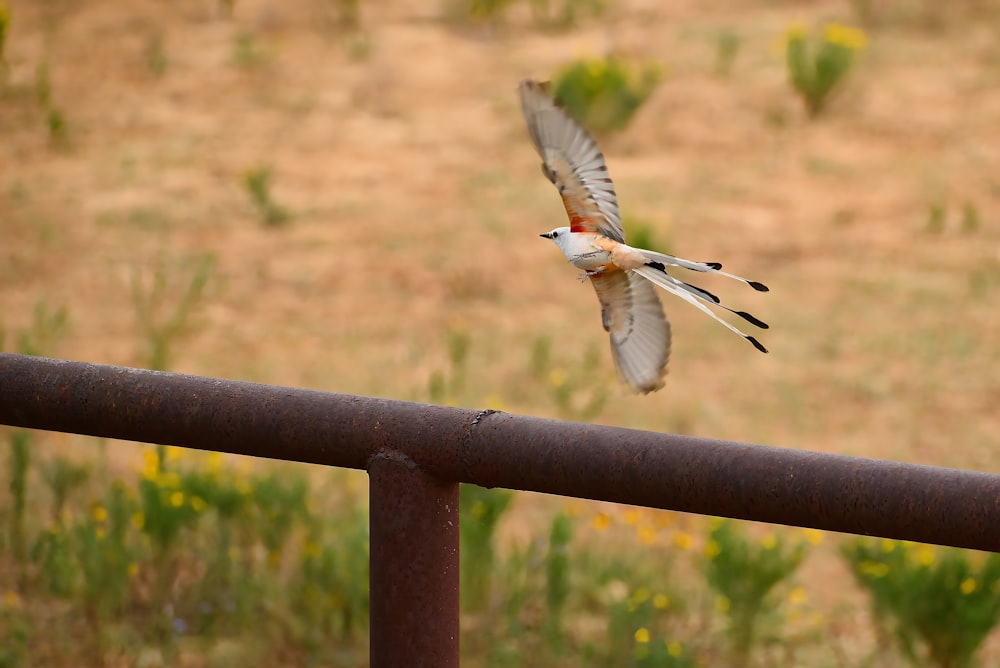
<box><xmin>3</xmin><ymin>352</ymin><xmax>1000</xmax><ymax>666</ymax></box>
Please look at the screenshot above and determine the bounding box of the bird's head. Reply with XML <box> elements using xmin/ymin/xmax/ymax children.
<box><xmin>539</xmin><ymin>226</ymin><xmax>571</xmax><ymax>249</ymax></box>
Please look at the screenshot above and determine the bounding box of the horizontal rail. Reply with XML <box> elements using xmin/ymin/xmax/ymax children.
<box><xmin>2</xmin><ymin>352</ymin><xmax>1000</xmax><ymax>552</ymax></box>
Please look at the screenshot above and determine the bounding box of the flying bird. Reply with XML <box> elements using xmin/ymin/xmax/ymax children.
<box><xmin>519</xmin><ymin>79</ymin><xmax>769</xmax><ymax>394</ymax></box>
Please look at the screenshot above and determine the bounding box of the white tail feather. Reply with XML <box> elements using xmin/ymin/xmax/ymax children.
<box><xmin>632</xmin><ymin>266</ymin><xmax>768</xmax><ymax>353</ymax></box>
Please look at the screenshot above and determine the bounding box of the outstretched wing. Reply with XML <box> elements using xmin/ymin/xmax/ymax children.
<box><xmin>589</xmin><ymin>268</ymin><xmax>671</xmax><ymax>393</ymax></box>
<box><xmin>518</xmin><ymin>79</ymin><xmax>625</xmax><ymax>243</ymax></box>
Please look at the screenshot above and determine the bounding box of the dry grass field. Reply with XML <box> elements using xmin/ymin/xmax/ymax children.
<box><xmin>3</xmin><ymin>0</ymin><xmax>1000</xmax><ymax>665</ymax></box>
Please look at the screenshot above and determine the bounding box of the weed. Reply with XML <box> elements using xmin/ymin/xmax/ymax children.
<box><xmin>843</xmin><ymin>538</ymin><xmax>1000</xmax><ymax>668</ymax></box>
<box><xmin>460</xmin><ymin>484</ymin><xmax>515</xmax><ymax>611</ymax></box>
<box><xmin>327</xmin><ymin>0</ymin><xmax>361</xmax><ymax>31</ymax></box>
<box><xmin>960</xmin><ymin>202</ymin><xmax>979</xmax><ymax>233</ymax></box>
<box><xmin>552</xmin><ymin>56</ymin><xmax>665</xmax><ymax>135</ymax></box>
<box><xmin>428</xmin><ymin>329</ymin><xmax>471</xmax><ymax>405</ymax></box>
<box><xmin>626</xmin><ymin>216</ymin><xmax>670</xmax><ymax>255</ymax></box>
<box><xmin>145</xmin><ymin>32</ymin><xmax>167</xmax><ymax>76</ymax></box>
<box><xmin>784</xmin><ymin>23</ymin><xmax>867</xmax><ymax>117</ymax></box>
<box><xmin>702</xmin><ymin>518</ymin><xmax>810</xmax><ymax>665</ymax></box>
<box><xmin>529</xmin><ymin>0</ymin><xmax>606</xmax><ymax>31</ymax></box>
<box><xmin>714</xmin><ymin>29</ymin><xmax>743</xmax><ymax>77</ymax></box>
<box><xmin>532</xmin><ymin>335</ymin><xmax>609</xmax><ymax>421</ymax></box>
<box><xmin>0</xmin><ymin>2</ymin><xmax>9</xmax><ymax>72</ymax></box>
<box><xmin>925</xmin><ymin>200</ymin><xmax>946</xmax><ymax>234</ymax></box>
<box><xmin>6</xmin><ymin>302</ymin><xmax>67</xmax><ymax>578</ymax></box>
<box><xmin>243</xmin><ymin>165</ymin><xmax>291</xmax><ymax>227</ymax></box>
<box><xmin>544</xmin><ymin>512</ymin><xmax>573</xmax><ymax>647</ymax></box>
<box><xmin>233</xmin><ymin>34</ymin><xmax>270</xmax><ymax>69</ymax></box>
<box><xmin>130</xmin><ymin>253</ymin><xmax>215</xmax><ymax>371</ymax></box>
<box><xmin>461</xmin><ymin>0</ymin><xmax>517</xmax><ymax>24</ymax></box>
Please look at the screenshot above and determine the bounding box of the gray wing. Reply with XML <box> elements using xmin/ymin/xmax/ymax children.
<box><xmin>590</xmin><ymin>268</ymin><xmax>671</xmax><ymax>393</ymax></box>
<box><xmin>518</xmin><ymin>79</ymin><xmax>625</xmax><ymax>243</ymax></box>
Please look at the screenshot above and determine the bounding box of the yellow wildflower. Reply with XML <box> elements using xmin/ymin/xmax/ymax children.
<box><xmin>666</xmin><ymin>640</ymin><xmax>683</xmax><ymax>657</ymax></box>
<box><xmin>703</xmin><ymin>538</ymin><xmax>721</xmax><ymax>559</ymax></box>
<box><xmin>653</xmin><ymin>593</ymin><xmax>670</xmax><ymax>610</ymax></box>
<box><xmin>673</xmin><ymin>531</ymin><xmax>696</xmax><ymax>551</ymax></box>
<box><xmin>483</xmin><ymin>392</ymin><xmax>505</xmax><ymax>411</ymax></box>
<box><xmin>165</xmin><ymin>445</ymin><xmax>184</xmax><ymax>461</ymax></box>
<box><xmin>592</xmin><ymin>512</ymin><xmax>612</xmax><ymax>531</ymax></box>
<box><xmin>128</xmin><ymin>563</ymin><xmax>139</xmax><ymax>577</ymax></box>
<box><xmin>637</xmin><ymin>525</ymin><xmax>656</xmax><ymax>545</ymax></box>
<box><xmin>760</xmin><ymin>534</ymin><xmax>778</xmax><ymax>550</ymax></box>
<box><xmin>206</xmin><ymin>451</ymin><xmax>224</xmax><ymax>473</ymax></box>
<box><xmin>801</xmin><ymin>528</ymin><xmax>824</xmax><ymax>545</ymax></box>
<box><xmin>823</xmin><ymin>23</ymin><xmax>868</xmax><ymax>51</ymax></box>
<box><xmin>470</xmin><ymin>501</ymin><xmax>486</xmax><ymax>519</ymax></box>
<box><xmin>141</xmin><ymin>449</ymin><xmax>159</xmax><ymax>479</ymax></box>
<box><xmin>624</xmin><ymin>509</ymin><xmax>641</xmax><ymax>525</ymax></box>
<box><xmin>190</xmin><ymin>496</ymin><xmax>208</xmax><ymax>513</ymax></box>
<box><xmin>91</xmin><ymin>505</ymin><xmax>107</xmax><ymax>523</ymax></box>
<box><xmin>785</xmin><ymin>22</ymin><xmax>807</xmax><ymax>44</ymax></box>
<box><xmin>715</xmin><ymin>595</ymin><xmax>731</xmax><ymax>613</ymax></box>
<box><xmin>961</xmin><ymin>578</ymin><xmax>977</xmax><ymax>595</ymax></box>
<box><xmin>630</xmin><ymin>587</ymin><xmax>651</xmax><ymax>606</ymax></box>
<box><xmin>634</xmin><ymin>627</ymin><xmax>650</xmax><ymax>644</ymax></box>
<box><xmin>915</xmin><ymin>545</ymin><xmax>936</xmax><ymax>567</ymax></box>
<box><xmin>788</xmin><ymin>586</ymin><xmax>808</xmax><ymax>605</ymax></box>
<box><xmin>859</xmin><ymin>560</ymin><xmax>889</xmax><ymax>578</ymax></box>
<box><xmin>3</xmin><ymin>591</ymin><xmax>22</xmax><ymax>610</ymax></box>
<box><xmin>169</xmin><ymin>491</ymin><xmax>185</xmax><ymax>507</ymax></box>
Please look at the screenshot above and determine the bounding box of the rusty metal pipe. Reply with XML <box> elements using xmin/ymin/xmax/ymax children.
<box><xmin>3</xmin><ymin>353</ymin><xmax>1000</xmax><ymax>552</ymax></box>
<box><xmin>369</xmin><ymin>451</ymin><xmax>459</xmax><ymax>667</ymax></box>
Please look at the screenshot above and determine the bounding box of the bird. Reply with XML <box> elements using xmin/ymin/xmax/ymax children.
<box><xmin>518</xmin><ymin>79</ymin><xmax>769</xmax><ymax>394</ymax></box>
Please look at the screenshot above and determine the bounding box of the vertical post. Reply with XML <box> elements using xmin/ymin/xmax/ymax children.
<box><xmin>369</xmin><ymin>450</ymin><xmax>460</xmax><ymax>668</ymax></box>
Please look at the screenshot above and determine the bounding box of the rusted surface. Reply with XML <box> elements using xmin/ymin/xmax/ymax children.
<box><xmin>369</xmin><ymin>451</ymin><xmax>459</xmax><ymax>667</ymax></box>
<box><xmin>3</xmin><ymin>352</ymin><xmax>1000</xmax><ymax>554</ymax></box>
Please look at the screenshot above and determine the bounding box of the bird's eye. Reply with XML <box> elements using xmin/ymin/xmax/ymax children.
<box><xmin>552</xmin><ymin>231</ymin><xmax>559</xmax><ymax>238</ymax></box>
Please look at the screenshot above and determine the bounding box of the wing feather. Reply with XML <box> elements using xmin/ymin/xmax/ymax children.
<box><xmin>589</xmin><ymin>268</ymin><xmax>671</xmax><ymax>393</ymax></box>
<box><xmin>519</xmin><ymin>79</ymin><xmax>625</xmax><ymax>243</ymax></box>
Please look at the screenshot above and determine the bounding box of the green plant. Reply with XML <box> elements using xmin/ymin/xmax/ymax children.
<box><xmin>74</xmin><ymin>482</ymin><xmax>138</xmax><ymax>662</ymax></box>
<box><xmin>428</xmin><ymin>329</ymin><xmax>471</xmax><ymax>405</ymax></box>
<box><xmin>702</xmin><ymin>519</ymin><xmax>809</xmax><ymax>666</ymax></box>
<box><xmin>6</xmin><ymin>302</ymin><xmax>68</xmax><ymax>576</ymax></box>
<box><xmin>7</xmin><ymin>430</ymin><xmax>30</xmax><ymax>569</ymax></box>
<box><xmin>529</xmin><ymin>0</ymin><xmax>606</xmax><ymax>31</ymax></box>
<box><xmin>243</xmin><ymin>165</ymin><xmax>290</xmax><ymax>227</ymax></box>
<box><xmin>544</xmin><ymin>512</ymin><xmax>573</xmax><ymax>647</ymax></box>
<box><xmin>552</xmin><ymin>56</ymin><xmax>665</xmax><ymax>135</ymax></box>
<box><xmin>233</xmin><ymin>34</ymin><xmax>270</xmax><ymax>69</ymax></box>
<box><xmin>145</xmin><ymin>32</ymin><xmax>167</xmax><ymax>76</ymax></box>
<box><xmin>961</xmin><ymin>202</ymin><xmax>979</xmax><ymax>233</ymax></box>
<box><xmin>248</xmin><ymin>470</ymin><xmax>309</xmax><ymax>572</ymax></box>
<box><xmin>130</xmin><ymin>253</ymin><xmax>215</xmax><ymax>370</ymax></box>
<box><xmin>460</xmin><ymin>0</ymin><xmax>517</xmax><ymax>24</ymax></box>
<box><xmin>0</xmin><ymin>3</ymin><xmax>10</xmax><ymax>70</ymax></box>
<box><xmin>625</xmin><ymin>216</ymin><xmax>669</xmax><ymax>255</ymax></box>
<box><xmin>530</xmin><ymin>335</ymin><xmax>609</xmax><ymax>421</ymax></box>
<box><xmin>714</xmin><ymin>29</ymin><xmax>742</xmax><ymax>77</ymax></box>
<box><xmin>784</xmin><ymin>23</ymin><xmax>867</xmax><ymax>117</ymax></box>
<box><xmin>327</xmin><ymin>0</ymin><xmax>361</xmax><ymax>30</ymax></box>
<box><xmin>843</xmin><ymin>538</ymin><xmax>1000</xmax><ymax>668</ymax></box>
<box><xmin>460</xmin><ymin>484</ymin><xmax>515</xmax><ymax>611</ymax></box>
<box><xmin>34</xmin><ymin>63</ymin><xmax>70</xmax><ymax>146</ymax></box>
<box><xmin>292</xmin><ymin>508</ymin><xmax>369</xmax><ymax>654</ymax></box>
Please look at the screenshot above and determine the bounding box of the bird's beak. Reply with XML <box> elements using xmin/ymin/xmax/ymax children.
<box><xmin>539</xmin><ymin>232</ymin><xmax>553</xmax><ymax>239</ymax></box>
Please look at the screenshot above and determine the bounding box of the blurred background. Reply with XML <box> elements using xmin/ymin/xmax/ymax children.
<box><xmin>2</xmin><ymin>0</ymin><xmax>1000</xmax><ymax>666</ymax></box>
